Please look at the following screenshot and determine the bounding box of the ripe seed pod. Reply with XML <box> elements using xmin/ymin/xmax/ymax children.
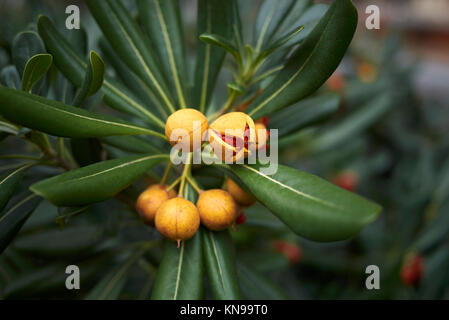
<box><xmin>155</xmin><ymin>197</ymin><xmax>200</xmax><ymax>246</ymax></box>
<box><xmin>331</xmin><ymin>170</ymin><xmax>359</xmax><ymax>192</ymax></box>
<box><xmin>400</xmin><ymin>254</ymin><xmax>424</xmax><ymax>286</ymax></box>
<box><xmin>165</xmin><ymin>108</ymin><xmax>208</xmax><ymax>151</ymax></box>
<box><xmin>207</xmin><ymin>112</ymin><xmax>256</xmax><ymax>163</ymax></box>
<box><xmin>197</xmin><ymin>189</ymin><xmax>238</xmax><ymax>231</ymax></box>
<box><xmin>226</xmin><ymin>177</ymin><xmax>255</xmax><ymax>207</ymax></box>
<box><xmin>136</xmin><ymin>184</ymin><xmax>177</xmax><ymax>225</ymax></box>
<box><xmin>273</xmin><ymin>241</ymin><xmax>302</xmax><ymax>265</ymax></box>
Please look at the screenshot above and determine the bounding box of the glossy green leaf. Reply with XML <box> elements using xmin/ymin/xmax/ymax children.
<box><xmin>247</xmin><ymin>0</ymin><xmax>357</xmax><ymax>119</ymax></box>
<box><xmin>194</xmin><ymin>0</ymin><xmax>233</xmax><ymax>113</ymax></box>
<box><xmin>99</xmin><ymin>38</ymin><xmax>168</xmax><ymax>119</ymax></box>
<box><xmin>37</xmin><ymin>15</ymin><xmax>165</xmax><ymax>129</ymax></box>
<box><xmin>227</xmin><ymin>163</ymin><xmax>382</xmax><ymax>242</ymax></box>
<box><xmin>0</xmin><ymin>193</ymin><xmax>41</xmax><ymax>255</ymax></box>
<box><xmin>254</xmin><ymin>0</ymin><xmax>295</xmax><ymax>52</ymax></box>
<box><xmin>0</xmin><ymin>86</ymin><xmax>165</xmax><ymax>139</ymax></box>
<box><xmin>21</xmin><ymin>53</ymin><xmax>52</xmax><ymax>92</ymax></box>
<box><xmin>0</xmin><ymin>65</ymin><xmax>21</xmax><ymax>89</ymax></box>
<box><xmin>85</xmin><ymin>0</ymin><xmax>174</xmax><ymax>113</ymax></box>
<box><xmin>259</xmin><ymin>25</ymin><xmax>304</xmax><ymax>58</ymax></box>
<box><xmin>72</xmin><ymin>51</ymin><xmax>105</xmax><ymax>107</ymax></box>
<box><xmin>0</xmin><ymin>164</ymin><xmax>32</xmax><ymax>212</ymax></box>
<box><xmin>137</xmin><ymin>0</ymin><xmax>187</xmax><ymax>107</ymax></box>
<box><xmin>30</xmin><ymin>154</ymin><xmax>168</xmax><ymax>206</ymax></box>
<box><xmin>100</xmin><ymin>136</ymin><xmax>162</xmax><ymax>155</ymax></box>
<box><xmin>85</xmin><ymin>249</ymin><xmax>146</xmax><ymax>300</ymax></box>
<box><xmin>202</xmin><ymin>229</ymin><xmax>241</xmax><ymax>299</ymax></box>
<box><xmin>237</xmin><ymin>261</ymin><xmax>289</xmax><ymax>300</ymax></box>
<box><xmin>14</xmin><ymin>225</ymin><xmax>100</xmax><ymax>256</ymax></box>
<box><xmin>11</xmin><ymin>31</ymin><xmax>45</xmax><ymax>77</ymax></box>
<box><xmin>151</xmin><ymin>184</ymin><xmax>204</xmax><ymax>300</ymax></box>
<box><xmin>275</xmin><ymin>0</ymin><xmax>311</xmax><ymax>38</ymax></box>
<box><xmin>269</xmin><ymin>93</ymin><xmax>340</xmax><ymax>136</ymax></box>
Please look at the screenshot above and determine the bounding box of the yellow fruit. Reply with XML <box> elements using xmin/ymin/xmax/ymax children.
<box><xmin>136</xmin><ymin>184</ymin><xmax>177</xmax><ymax>225</ymax></box>
<box><xmin>165</xmin><ymin>108</ymin><xmax>208</xmax><ymax>151</ymax></box>
<box><xmin>155</xmin><ymin>197</ymin><xmax>200</xmax><ymax>246</ymax></box>
<box><xmin>197</xmin><ymin>189</ymin><xmax>237</xmax><ymax>231</ymax></box>
<box><xmin>207</xmin><ymin>112</ymin><xmax>256</xmax><ymax>163</ymax></box>
<box><xmin>226</xmin><ymin>178</ymin><xmax>255</xmax><ymax>207</ymax></box>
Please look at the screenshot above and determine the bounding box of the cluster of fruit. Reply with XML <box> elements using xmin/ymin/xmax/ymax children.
<box><xmin>165</xmin><ymin>108</ymin><xmax>269</xmax><ymax>162</ymax></box>
<box><xmin>136</xmin><ymin>109</ymin><xmax>268</xmax><ymax>246</ymax></box>
<box><xmin>136</xmin><ymin>177</ymin><xmax>255</xmax><ymax>247</ymax></box>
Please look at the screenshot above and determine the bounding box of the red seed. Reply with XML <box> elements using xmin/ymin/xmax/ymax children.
<box><xmin>236</xmin><ymin>213</ymin><xmax>246</xmax><ymax>225</ymax></box>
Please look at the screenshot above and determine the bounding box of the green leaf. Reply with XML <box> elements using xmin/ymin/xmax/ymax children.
<box><xmin>231</xmin><ymin>0</ymin><xmax>244</xmax><ymax>57</ymax></box>
<box><xmin>259</xmin><ymin>25</ymin><xmax>304</xmax><ymax>58</ymax></box>
<box><xmin>247</xmin><ymin>0</ymin><xmax>357</xmax><ymax>118</ymax></box>
<box><xmin>85</xmin><ymin>0</ymin><xmax>175</xmax><ymax>113</ymax></box>
<box><xmin>37</xmin><ymin>15</ymin><xmax>165</xmax><ymax>129</ymax></box>
<box><xmin>237</xmin><ymin>261</ymin><xmax>289</xmax><ymax>299</ymax></box>
<box><xmin>274</xmin><ymin>0</ymin><xmax>311</xmax><ymax>38</ymax></box>
<box><xmin>11</xmin><ymin>31</ymin><xmax>45</xmax><ymax>77</ymax></box>
<box><xmin>269</xmin><ymin>93</ymin><xmax>340</xmax><ymax>137</ymax></box>
<box><xmin>85</xmin><ymin>248</ymin><xmax>146</xmax><ymax>300</ymax></box>
<box><xmin>0</xmin><ymin>117</ymin><xmax>20</xmax><ymax>136</ymax></box>
<box><xmin>199</xmin><ymin>33</ymin><xmax>241</xmax><ymax>66</ymax></box>
<box><xmin>0</xmin><ymin>193</ymin><xmax>41</xmax><ymax>255</ymax></box>
<box><xmin>30</xmin><ymin>154</ymin><xmax>168</xmax><ymax>206</ymax></box>
<box><xmin>72</xmin><ymin>51</ymin><xmax>105</xmax><ymax>107</ymax></box>
<box><xmin>100</xmin><ymin>136</ymin><xmax>162</xmax><ymax>155</ymax></box>
<box><xmin>227</xmin><ymin>81</ymin><xmax>244</xmax><ymax>95</ymax></box>
<box><xmin>21</xmin><ymin>53</ymin><xmax>52</xmax><ymax>92</ymax></box>
<box><xmin>13</xmin><ymin>225</ymin><xmax>100</xmax><ymax>257</ymax></box>
<box><xmin>0</xmin><ymin>164</ymin><xmax>32</xmax><ymax>212</ymax></box>
<box><xmin>202</xmin><ymin>229</ymin><xmax>241</xmax><ymax>299</ymax></box>
<box><xmin>151</xmin><ymin>184</ymin><xmax>204</xmax><ymax>300</ymax></box>
<box><xmin>99</xmin><ymin>38</ymin><xmax>168</xmax><ymax>119</ymax></box>
<box><xmin>0</xmin><ymin>65</ymin><xmax>21</xmax><ymax>89</ymax></box>
<box><xmin>0</xmin><ymin>86</ymin><xmax>165</xmax><ymax>139</ymax></box>
<box><xmin>227</xmin><ymin>163</ymin><xmax>382</xmax><ymax>242</ymax></box>
<box><xmin>194</xmin><ymin>0</ymin><xmax>233</xmax><ymax>113</ymax></box>
<box><xmin>301</xmin><ymin>92</ymin><xmax>392</xmax><ymax>154</ymax></box>
<box><xmin>254</xmin><ymin>0</ymin><xmax>295</xmax><ymax>52</ymax></box>
<box><xmin>70</xmin><ymin>138</ymin><xmax>103</xmax><ymax>167</ymax></box>
<box><xmin>137</xmin><ymin>0</ymin><xmax>187</xmax><ymax>107</ymax></box>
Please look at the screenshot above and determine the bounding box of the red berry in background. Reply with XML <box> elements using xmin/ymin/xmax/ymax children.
<box><xmin>326</xmin><ymin>70</ymin><xmax>345</xmax><ymax>92</ymax></box>
<box><xmin>236</xmin><ymin>212</ymin><xmax>247</xmax><ymax>225</ymax></box>
<box><xmin>331</xmin><ymin>170</ymin><xmax>359</xmax><ymax>192</ymax></box>
<box><xmin>273</xmin><ymin>241</ymin><xmax>302</xmax><ymax>265</ymax></box>
<box><xmin>401</xmin><ymin>254</ymin><xmax>424</xmax><ymax>286</ymax></box>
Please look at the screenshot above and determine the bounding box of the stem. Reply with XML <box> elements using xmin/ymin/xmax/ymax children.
<box><xmin>178</xmin><ymin>152</ymin><xmax>192</xmax><ymax>196</ymax></box>
<box><xmin>160</xmin><ymin>162</ymin><xmax>172</xmax><ymax>185</ymax></box>
<box><xmin>166</xmin><ymin>177</ymin><xmax>181</xmax><ymax>192</ymax></box>
<box><xmin>186</xmin><ymin>175</ymin><xmax>202</xmax><ymax>194</ymax></box>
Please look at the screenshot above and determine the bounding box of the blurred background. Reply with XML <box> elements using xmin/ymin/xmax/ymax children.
<box><xmin>0</xmin><ymin>0</ymin><xmax>448</xmax><ymax>299</ymax></box>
